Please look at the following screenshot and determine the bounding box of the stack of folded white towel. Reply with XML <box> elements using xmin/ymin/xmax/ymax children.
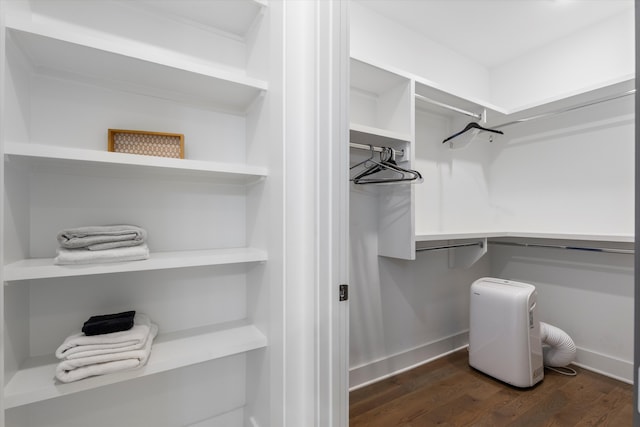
<box><xmin>55</xmin><ymin>312</ymin><xmax>158</xmax><ymax>383</ymax></box>
<box><xmin>54</xmin><ymin>225</ymin><xmax>149</xmax><ymax>265</ymax></box>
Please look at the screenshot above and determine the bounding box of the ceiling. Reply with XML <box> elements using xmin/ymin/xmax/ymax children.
<box><xmin>353</xmin><ymin>0</ymin><xmax>634</xmax><ymax>68</ymax></box>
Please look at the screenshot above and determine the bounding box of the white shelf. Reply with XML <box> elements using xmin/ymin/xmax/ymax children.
<box><xmin>502</xmin><ymin>232</ymin><xmax>635</xmax><ymax>243</ymax></box>
<box><xmin>4</xmin><ymin>247</ymin><xmax>268</xmax><ymax>282</ymax></box>
<box><xmin>495</xmin><ymin>76</ymin><xmax>636</xmax><ymax>122</ymax></box>
<box><xmin>4</xmin><ymin>321</ymin><xmax>267</xmax><ymax>409</ymax></box>
<box><xmin>416</xmin><ymin>231</ymin><xmax>634</xmax><ymax>244</ymax></box>
<box><xmin>134</xmin><ymin>0</ymin><xmax>266</xmax><ymax>39</ymax></box>
<box><xmin>350</xmin><ymin>123</ymin><xmax>412</xmax><ymax>146</ymax></box>
<box><xmin>415</xmin><ymin>232</ymin><xmax>504</xmax><ymax>242</ymax></box>
<box><xmin>7</xmin><ymin>24</ymin><xmax>268</xmax><ymax>113</ymax></box>
<box><xmin>4</xmin><ymin>143</ymin><xmax>268</xmax><ymax>183</ymax></box>
<box><xmin>350</xmin><ymin>58</ymin><xmax>409</xmax><ymax>96</ymax></box>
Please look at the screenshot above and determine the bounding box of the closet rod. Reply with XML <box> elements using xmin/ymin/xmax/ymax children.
<box><xmin>350</xmin><ymin>142</ymin><xmax>405</xmax><ymax>157</ymax></box>
<box><xmin>416</xmin><ymin>241</ymin><xmax>484</xmax><ymax>252</ymax></box>
<box><xmin>494</xmin><ymin>89</ymin><xmax>636</xmax><ymax>129</ymax></box>
<box><xmin>415</xmin><ymin>93</ymin><xmax>483</xmax><ymax>121</ymax></box>
<box><xmin>489</xmin><ymin>241</ymin><xmax>634</xmax><ymax>255</ymax></box>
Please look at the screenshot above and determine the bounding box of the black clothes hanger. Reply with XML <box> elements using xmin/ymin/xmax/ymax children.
<box><xmin>442</xmin><ymin>122</ymin><xmax>503</xmax><ymax>144</ymax></box>
<box><xmin>351</xmin><ymin>148</ymin><xmax>395</xmax><ymax>183</ymax></box>
<box><xmin>351</xmin><ymin>147</ymin><xmax>423</xmax><ymax>184</ymax></box>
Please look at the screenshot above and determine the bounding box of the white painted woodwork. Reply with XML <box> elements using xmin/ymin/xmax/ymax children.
<box><xmin>0</xmin><ymin>1</ymin><xmax>296</xmax><ymax>426</ymax></box>
<box><xmin>4</xmin><ymin>143</ymin><xmax>268</xmax><ymax>185</ymax></box>
<box><xmin>4</xmin><ymin>323</ymin><xmax>267</xmax><ymax>409</ymax></box>
<box><xmin>4</xmin><ymin>248</ymin><xmax>268</xmax><ymax>281</ymax></box>
<box><xmin>350</xmin><ymin>56</ymin><xmax>634</xmax><ymax>257</ymax></box>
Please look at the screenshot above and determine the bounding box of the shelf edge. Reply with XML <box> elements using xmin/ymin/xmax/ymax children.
<box><xmin>4</xmin><ymin>143</ymin><xmax>269</xmax><ymax>179</ymax></box>
<box><xmin>3</xmin><ymin>324</ymin><xmax>267</xmax><ymax>409</ymax></box>
<box><xmin>3</xmin><ymin>248</ymin><xmax>268</xmax><ymax>282</ymax></box>
<box><xmin>415</xmin><ymin>231</ymin><xmax>634</xmax><ymax>244</ymax></box>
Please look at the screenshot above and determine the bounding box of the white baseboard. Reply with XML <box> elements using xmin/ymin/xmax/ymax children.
<box><xmin>572</xmin><ymin>346</ymin><xmax>633</xmax><ymax>384</ymax></box>
<box><xmin>349</xmin><ymin>334</ymin><xmax>633</xmax><ymax>391</ymax></box>
<box><xmin>349</xmin><ymin>331</ymin><xmax>469</xmax><ymax>391</ymax></box>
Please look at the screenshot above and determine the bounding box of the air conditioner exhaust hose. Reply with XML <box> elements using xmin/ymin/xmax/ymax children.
<box><xmin>540</xmin><ymin>321</ymin><xmax>576</xmax><ymax>367</ymax></box>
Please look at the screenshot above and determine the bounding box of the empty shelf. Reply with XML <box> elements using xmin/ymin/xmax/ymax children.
<box><xmin>350</xmin><ymin>123</ymin><xmax>412</xmax><ymax>146</ymax></box>
<box><xmin>7</xmin><ymin>25</ymin><xmax>267</xmax><ymax>113</ymax></box>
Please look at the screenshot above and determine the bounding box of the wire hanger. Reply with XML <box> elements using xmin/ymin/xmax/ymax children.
<box><xmin>442</xmin><ymin>122</ymin><xmax>503</xmax><ymax>144</ymax></box>
<box><xmin>350</xmin><ymin>146</ymin><xmax>423</xmax><ymax>184</ymax></box>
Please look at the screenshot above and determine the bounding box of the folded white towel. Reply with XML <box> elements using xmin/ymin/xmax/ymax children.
<box><xmin>55</xmin><ymin>323</ymin><xmax>158</xmax><ymax>383</ymax></box>
<box><xmin>54</xmin><ymin>243</ymin><xmax>150</xmax><ymax>265</ymax></box>
<box><xmin>56</xmin><ymin>313</ymin><xmax>151</xmax><ymax>360</ymax></box>
<box><xmin>57</xmin><ymin>225</ymin><xmax>147</xmax><ymax>250</ymax></box>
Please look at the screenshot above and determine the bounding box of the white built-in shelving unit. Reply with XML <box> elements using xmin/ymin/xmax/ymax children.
<box><xmin>349</xmin><ymin>58</ymin><xmax>413</xmax><ymax>151</ymax></box>
<box><xmin>349</xmin><ymin>58</ymin><xmax>416</xmax><ymax>259</ymax></box>
<box><xmin>1</xmin><ymin>1</ymin><xmax>282</xmax><ymax>425</ymax></box>
<box><xmin>349</xmin><ymin>54</ymin><xmax>635</xmax><ymax>261</ymax></box>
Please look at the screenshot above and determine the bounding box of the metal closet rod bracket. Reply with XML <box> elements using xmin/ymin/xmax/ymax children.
<box><xmin>349</xmin><ymin>142</ymin><xmax>406</xmax><ymax>159</ymax></box>
<box><xmin>415</xmin><ymin>93</ymin><xmax>483</xmax><ymax>121</ymax></box>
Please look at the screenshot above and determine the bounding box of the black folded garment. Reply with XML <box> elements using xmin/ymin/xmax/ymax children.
<box><xmin>82</xmin><ymin>310</ymin><xmax>136</xmax><ymax>336</ymax></box>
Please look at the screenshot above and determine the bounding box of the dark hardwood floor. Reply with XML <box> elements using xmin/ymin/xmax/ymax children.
<box><xmin>349</xmin><ymin>349</ymin><xmax>633</xmax><ymax>426</ymax></box>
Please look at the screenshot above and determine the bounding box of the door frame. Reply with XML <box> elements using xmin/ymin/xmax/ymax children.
<box><xmin>280</xmin><ymin>0</ymin><xmax>350</xmax><ymax>425</ymax></box>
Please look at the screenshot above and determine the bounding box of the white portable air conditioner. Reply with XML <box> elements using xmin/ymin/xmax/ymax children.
<box><xmin>469</xmin><ymin>277</ymin><xmax>544</xmax><ymax>387</ymax></box>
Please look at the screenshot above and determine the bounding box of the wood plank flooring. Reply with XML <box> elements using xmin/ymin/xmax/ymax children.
<box><xmin>350</xmin><ymin>349</ymin><xmax>633</xmax><ymax>426</ymax></box>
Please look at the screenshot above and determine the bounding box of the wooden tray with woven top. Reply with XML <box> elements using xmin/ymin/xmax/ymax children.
<box><xmin>108</xmin><ymin>129</ymin><xmax>184</xmax><ymax>159</ymax></box>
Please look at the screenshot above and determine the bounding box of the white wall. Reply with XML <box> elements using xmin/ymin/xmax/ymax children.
<box><xmin>490</xmin><ymin>11</ymin><xmax>635</xmax><ymax>111</ymax></box>
<box><xmin>351</xmin><ymin>3</ymin><xmax>634</xmax><ymax>112</ymax></box>
<box><xmin>489</xmin><ymin>95</ymin><xmax>635</xmax><ymax>236</ymax></box>
<box><xmin>486</xmin><ymin>83</ymin><xmax>635</xmax><ymax>383</ymax></box>
<box><xmin>6</xmin><ymin>356</ymin><xmax>249</xmax><ymax>427</ymax></box>
<box><xmin>349</xmin><ymin>1</ymin><xmax>492</xmax><ymax>103</ymax></box>
<box><xmin>491</xmin><ymin>245</ymin><xmax>634</xmax><ymax>383</ymax></box>
<box><xmin>349</xmin><ymin>186</ymin><xmax>490</xmax><ymax>389</ymax></box>
<box><xmin>414</xmin><ymin>109</ymin><xmax>497</xmax><ymax>235</ymax></box>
